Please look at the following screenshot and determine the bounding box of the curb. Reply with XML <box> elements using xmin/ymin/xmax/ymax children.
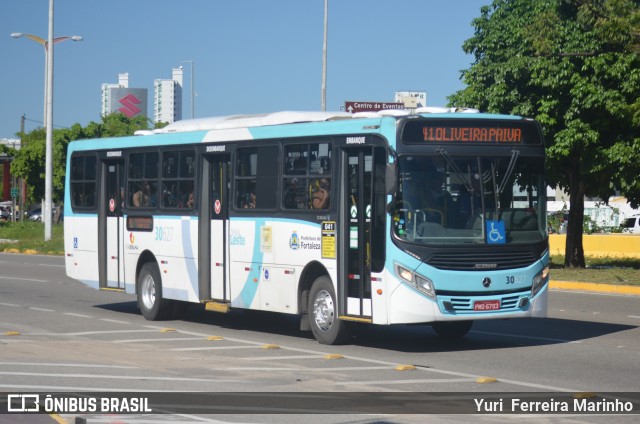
<box><xmin>550</xmin><ymin>280</ymin><xmax>640</xmax><ymax>296</ymax></box>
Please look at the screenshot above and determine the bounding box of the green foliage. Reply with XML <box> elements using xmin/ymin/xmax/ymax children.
<box><xmin>10</xmin><ymin>113</ymin><xmax>151</xmax><ymax>205</ymax></box>
<box><xmin>450</xmin><ymin>0</ymin><xmax>640</xmax><ymax>267</ymax></box>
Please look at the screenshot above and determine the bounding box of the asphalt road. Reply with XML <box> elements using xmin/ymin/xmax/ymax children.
<box><xmin>0</xmin><ymin>252</ymin><xmax>639</xmax><ymax>423</ymax></box>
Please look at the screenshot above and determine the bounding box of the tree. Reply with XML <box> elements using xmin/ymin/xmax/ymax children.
<box><xmin>449</xmin><ymin>0</ymin><xmax>640</xmax><ymax>267</ymax></box>
<box><xmin>11</xmin><ymin>113</ymin><xmax>151</xmax><ymax>206</ymax></box>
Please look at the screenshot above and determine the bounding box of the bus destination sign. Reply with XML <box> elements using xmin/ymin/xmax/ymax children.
<box><xmin>422</xmin><ymin>126</ymin><xmax>522</xmax><ymax>143</ymax></box>
<box><xmin>401</xmin><ymin>119</ymin><xmax>541</xmax><ymax>145</ymax></box>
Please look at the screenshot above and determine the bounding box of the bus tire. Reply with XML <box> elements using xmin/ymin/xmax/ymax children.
<box><xmin>137</xmin><ymin>262</ymin><xmax>173</xmax><ymax>321</ymax></box>
<box><xmin>432</xmin><ymin>320</ymin><xmax>473</xmax><ymax>339</ymax></box>
<box><xmin>308</xmin><ymin>276</ymin><xmax>350</xmax><ymax>345</ymax></box>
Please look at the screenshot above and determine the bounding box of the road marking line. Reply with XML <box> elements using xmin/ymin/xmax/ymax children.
<box><xmin>99</xmin><ymin>318</ymin><xmax>130</xmax><ymax>324</ymax></box>
<box><xmin>221</xmin><ymin>366</ymin><xmax>392</xmax><ymax>372</ymax></box>
<box><xmin>63</xmin><ymin>313</ymin><xmax>92</xmax><ymax>318</ymax></box>
<box><xmin>112</xmin><ymin>337</ymin><xmax>207</xmax><ymax>344</ymax></box>
<box><xmin>0</xmin><ymin>276</ymin><xmax>47</xmax><ymax>283</ymax></box>
<box><xmin>0</xmin><ymin>371</ymin><xmax>230</xmax><ymax>382</ymax></box>
<box><xmin>629</xmin><ymin>315</ymin><xmax>640</xmax><ymax>319</ymax></box>
<box><xmin>171</xmin><ymin>345</ymin><xmax>264</xmax><ymax>352</ymax></box>
<box><xmin>337</xmin><ymin>378</ymin><xmax>473</xmax><ymax>386</ymax></box>
<box><xmin>0</xmin><ymin>362</ymin><xmax>138</xmax><ymax>369</ymax></box>
<box><xmin>0</xmin><ymin>302</ymin><xmax>20</xmax><ymax>307</ymax></box>
<box><xmin>241</xmin><ymin>355</ymin><xmax>326</xmax><ymax>361</ymax></box>
<box><xmin>26</xmin><ymin>330</ymin><xmax>157</xmax><ymax>336</ymax></box>
<box><xmin>29</xmin><ymin>307</ymin><xmax>55</xmax><ymax>312</ymax></box>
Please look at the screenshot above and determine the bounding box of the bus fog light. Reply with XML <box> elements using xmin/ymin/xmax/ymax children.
<box><xmin>415</xmin><ymin>275</ymin><xmax>435</xmax><ymax>299</ymax></box>
<box><xmin>532</xmin><ymin>265</ymin><xmax>549</xmax><ymax>296</ymax></box>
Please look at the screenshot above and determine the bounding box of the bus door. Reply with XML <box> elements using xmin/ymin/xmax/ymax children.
<box><xmin>340</xmin><ymin>148</ymin><xmax>374</xmax><ymax>319</ymax></box>
<box><xmin>98</xmin><ymin>159</ymin><xmax>125</xmax><ymax>289</ymax></box>
<box><xmin>199</xmin><ymin>153</ymin><xmax>230</xmax><ymax>301</ymax></box>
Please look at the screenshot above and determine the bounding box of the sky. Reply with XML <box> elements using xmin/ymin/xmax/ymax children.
<box><xmin>0</xmin><ymin>0</ymin><xmax>487</xmax><ymax>139</ymax></box>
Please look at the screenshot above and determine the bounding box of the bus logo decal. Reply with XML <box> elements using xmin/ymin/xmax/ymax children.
<box><xmin>230</xmin><ymin>231</ymin><xmax>246</xmax><ymax>246</ymax></box>
<box><xmin>289</xmin><ymin>231</ymin><xmax>299</xmax><ymax>250</ymax></box>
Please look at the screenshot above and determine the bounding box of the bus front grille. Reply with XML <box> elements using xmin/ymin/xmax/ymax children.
<box><xmin>427</xmin><ymin>251</ymin><xmax>536</xmax><ymax>271</ymax></box>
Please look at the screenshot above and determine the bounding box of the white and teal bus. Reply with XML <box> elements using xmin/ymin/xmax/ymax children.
<box><xmin>64</xmin><ymin>109</ymin><xmax>549</xmax><ymax>344</ymax></box>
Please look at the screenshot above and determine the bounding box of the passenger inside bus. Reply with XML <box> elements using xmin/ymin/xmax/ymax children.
<box><xmin>132</xmin><ymin>181</ymin><xmax>151</xmax><ymax>207</ymax></box>
<box><xmin>311</xmin><ymin>178</ymin><xmax>330</xmax><ymax>209</ymax></box>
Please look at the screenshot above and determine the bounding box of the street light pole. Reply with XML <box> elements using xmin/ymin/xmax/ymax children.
<box><xmin>44</xmin><ymin>0</ymin><xmax>54</xmax><ymax>241</ymax></box>
<box><xmin>321</xmin><ymin>0</ymin><xmax>328</xmax><ymax>111</ymax></box>
<box><xmin>11</xmin><ymin>0</ymin><xmax>82</xmax><ymax>241</ymax></box>
<box><xmin>10</xmin><ymin>32</ymin><xmax>83</xmax><ymax>127</ymax></box>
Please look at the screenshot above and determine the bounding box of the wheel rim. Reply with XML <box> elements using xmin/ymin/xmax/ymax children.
<box><xmin>141</xmin><ymin>274</ymin><xmax>156</xmax><ymax>310</ymax></box>
<box><xmin>312</xmin><ymin>289</ymin><xmax>335</xmax><ymax>332</ymax></box>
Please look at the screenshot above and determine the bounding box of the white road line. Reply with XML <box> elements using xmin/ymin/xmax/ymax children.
<box><xmin>0</xmin><ymin>384</ymin><xmax>201</xmax><ymax>392</ymax></box>
<box><xmin>171</xmin><ymin>345</ymin><xmax>264</xmax><ymax>352</ymax></box>
<box><xmin>0</xmin><ymin>276</ymin><xmax>47</xmax><ymax>283</ymax></box>
<box><xmin>26</xmin><ymin>330</ymin><xmax>158</xmax><ymax>336</ymax></box>
<box><xmin>112</xmin><ymin>337</ymin><xmax>207</xmax><ymax>344</ymax></box>
<box><xmin>0</xmin><ymin>371</ymin><xmax>231</xmax><ymax>382</ymax></box>
<box><xmin>0</xmin><ymin>362</ymin><xmax>138</xmax><ymax>369</ymax></box>
<box><xmin>0</xmin><ymin>302</ymin><xmax>21</xmax><ymax>307</ymax></box>
<box><xmin>222</xmin><ymin>366</ymin><xmax>392</xmax><ymax>372</ymax></box>
<box><xmin>629</xmin><ymin>315</ymin><xmax>640</xmax><ymax>319</ymax></box>
<box><xmin>99</xmin><ymin>318</ymin><xmax>131</xmax><ymax>324</ymax></box>
<box><xmin>63</xmin><ymin>312</ymin><xmax>93</xmax><ymax>318</ymax></box>
<box><xmin>241</xmin><ymin>355</ymin><xmax>324</xmax><ymax>361</ymax></box>
<box><xmin>29</xmin><ymin>307</ymin><xmax>55</xmax><ymax>312</ymax></box>
<box><xmin>337</xmin><ymin>378</ymin><xmax>473</xmax><ymax>386</ymax></box>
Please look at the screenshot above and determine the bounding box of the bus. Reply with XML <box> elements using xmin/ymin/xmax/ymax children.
<box><xmin>64</xmin><ymin>109</ymin><xmax>549</xmax><ymax>344</ymax></box>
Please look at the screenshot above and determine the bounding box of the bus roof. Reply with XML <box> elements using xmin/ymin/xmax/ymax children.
<box><xmin>135</xmin><ymin>108</ymin><xmax>490</xmax><ymax>136</ymax></box>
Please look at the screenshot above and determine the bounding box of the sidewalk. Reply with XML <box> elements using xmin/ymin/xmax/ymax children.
<box><xmin>550</xmin><ymin>280</ymin><xmax>640</xmax><ymax>296</ymax></box>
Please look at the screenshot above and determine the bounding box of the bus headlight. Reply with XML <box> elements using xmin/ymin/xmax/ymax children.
<box><xmin>395</xmin><ymin>264</ymin><xmax>436</xmax><ymax>299</ymax></box>
<box><xmin>532</xmin><ymin>265</ymin><xmax>549</xmax><ymax>296</ymax></box>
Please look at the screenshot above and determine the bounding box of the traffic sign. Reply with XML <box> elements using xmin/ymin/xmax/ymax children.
<box><xmin>10</xmin><ymin>188</ymin><xmax>18</xmax><ymax>198</ymax></box>
<box><xmin>344</xmin><ymin>101</ymin><xmax>404</xmax><ymax>113</ymax></box>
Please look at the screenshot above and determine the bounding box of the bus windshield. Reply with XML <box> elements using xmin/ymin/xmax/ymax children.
<box><xmin>392</xmin><ymin>153</ymin><xmax>547</xmax><ymax>245</ymax></box>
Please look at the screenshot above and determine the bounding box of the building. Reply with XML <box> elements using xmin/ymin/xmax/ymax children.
<box><xmin>153</xmin><ymin>67</ymin><xmax>183</xmax><ymax>124</ymax></box>
<box><xmin>0</xmin><ymin>138</ymin><xmax>20</xmax><ymax>201</ymax></box>
<box><xmin>100</xmin><ymin>73</ymin><xmax>148</xmax><ymax>119</ymax></box>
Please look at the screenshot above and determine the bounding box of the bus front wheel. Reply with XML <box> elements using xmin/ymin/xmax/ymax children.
<box><xmin>137</xmin><ymin>262</ymin><xmax>173</xmax><ymax>320</ymax></box>
<box><xmin>308</xmin><ymin>276</ymin><xmax>350</xmax><ymax>345</ymax></box>
<box><xmin>431</xmin><ymin>320</ymin><xmax>473</xmax><ymax>339</ymax></box>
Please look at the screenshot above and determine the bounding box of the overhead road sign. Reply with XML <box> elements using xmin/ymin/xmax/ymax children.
<box><xmin>345</xmin><ymin>101</ymin><xmax>405</xmax><ymax>113</ymax></box>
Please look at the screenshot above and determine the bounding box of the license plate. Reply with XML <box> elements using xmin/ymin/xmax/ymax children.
<box><xmin>474</xmin><ymin>300</ymin><xmax>500</xmax><ymax>311</ymax></box>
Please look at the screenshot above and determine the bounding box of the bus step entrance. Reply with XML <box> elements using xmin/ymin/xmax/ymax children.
<box><xmin>205</xmin><ymin>301</ymin><xmax>230</xmax><ymax>314</ymax></box>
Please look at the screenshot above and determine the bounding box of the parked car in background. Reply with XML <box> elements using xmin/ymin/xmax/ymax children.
<box><xmin>0</xmin><ymin>204</ymin><xmax>11</xmax><ymax>220</ymax></box>
<box><xmin>26</xmin><ymin>206</ymin><xmax>62</xmax><ymax>222</ymax></box>
<box><xmin>621</xmin><ymin>215</ymin><xmax>640</xmax><ymax>234</ymax></box>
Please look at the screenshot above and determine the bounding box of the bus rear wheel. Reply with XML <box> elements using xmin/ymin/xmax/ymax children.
<box><xmin>432</xmin><ymin>320</ymin><xmax>473</xmax><ymax>339</ymax></box>
<box><xmin>137</xmin><ymin>262</ymin><xmax>174</xmax><ymax>321</ymax></box>
<box><xmin>308</xmin><ymin>276</ymin><xmax>350</xmax><ymax>345</ymax></box>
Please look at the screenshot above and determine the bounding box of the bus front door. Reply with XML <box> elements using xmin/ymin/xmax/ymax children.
<box><xmin>341</xmin><ymin>149</ymin><xmax>374</xmax><ymax>319</ymax></box>
<box><xmin>199</xmin><ymin>154</ymin><xmax>230</xmax><ymax>302</ymax></box>
<box><xmin>98</xmin><ymin>159</ymin><xmax>125</xmax><ymax>290</ymax></box>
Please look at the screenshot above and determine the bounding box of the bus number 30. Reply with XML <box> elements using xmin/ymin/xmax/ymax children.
<box><xmin>505</xmin><ymin>275</ymin><xmax>524</xmax><ymax>284</ymax></box>
<box><xmin>155</xmin><ymin>226</ymin><xmax>174</xmax><ymax>242</ymax></box>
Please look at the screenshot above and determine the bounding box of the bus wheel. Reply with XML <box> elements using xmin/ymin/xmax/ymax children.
<box><xmin>137</xmin><ymin>262</ymin><xmax>173</xmax><ymax>320</ymax></box>
<box><xmin>308</xmin><ymin>276</ymin><xmax>350</xmax><ymax>345</ymax></box>
<box><xmin>432</xmin><ymin>320</ymin><xmax>473</xmax><ymax>339</ymax></box>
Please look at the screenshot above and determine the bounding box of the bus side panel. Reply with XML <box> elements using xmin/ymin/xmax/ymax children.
<box><xmin>229</xmin><ymin>219</ymin><xmax>261</xmax><ymax>309</ymax></box>
<box><xmin>135</xmin><ymin>216</ymin><xmax>200</xmax><ymax>303</ymax></box>
<box><xmin>65</xmin><ymin>215</ymin><xmax>99</xmax><ymax>289</ymax></box>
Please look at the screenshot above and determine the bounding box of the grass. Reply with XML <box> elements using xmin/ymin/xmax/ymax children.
<box><xmin>1</xmin><ymin>221</ymin><xmax>638</xmax><ymax>286</ymax></box>
<box><xmin>0</xmin><ymin>220</ymin><xmax>64</xmax><ymax>255</ymax></box>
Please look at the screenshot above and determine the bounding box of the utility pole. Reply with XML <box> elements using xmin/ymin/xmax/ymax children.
<box><xmin>321</xmin><ymin>0</ymin><xmax>328</xmax><ymax>111</ymax></box>
<box><xmin>19</xmin><ymin>114</ymin><xmax>25</xmax><ymax>221</ymax></box>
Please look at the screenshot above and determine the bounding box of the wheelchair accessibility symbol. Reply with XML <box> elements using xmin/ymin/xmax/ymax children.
<box><xmin>485</xmin><ymin>220</ymin><xmax>506</xmax><ymax>244</ymax></box>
